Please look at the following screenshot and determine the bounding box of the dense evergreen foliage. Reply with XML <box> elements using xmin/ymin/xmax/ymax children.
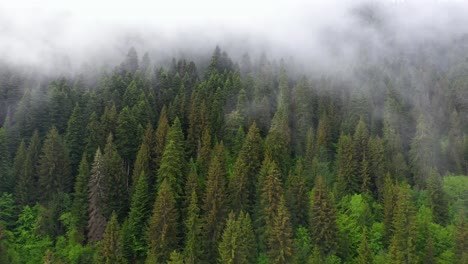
<box><xmin>0</xmin><ymin>45</ymin><xmax>466</xmax><ymax>264</ymax></box>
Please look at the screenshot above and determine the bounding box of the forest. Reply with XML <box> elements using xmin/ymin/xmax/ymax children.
<box><xmin>0</xmin><ymin>40</ymin><xmax>467</xmax><ymax>264</ymax></box>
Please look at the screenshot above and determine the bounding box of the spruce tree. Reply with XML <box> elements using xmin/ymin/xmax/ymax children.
<box><xmin>14</xmin><ymin>140</ymin><xmax>34</xmax><ymax>205</ymax></box>
<box><xmin>202</xmin><ymin>142</ymin><xmax>228</xmax><ymax>262</ymax></box>
<box><xmin>218</xmin><ymin>211</ymin><xmax>256</xmax><ymax>264</ymax></box>
<box><xmin>388</xmin><ymin>184</ymin><xmax>417</xmax><ymax>264</ymax></box>
<box><xmin>88</xmin><ymin>149</ymin><xmax>107</xmax><ymax>243</ymax></box>
<box><xmin>103</xmin><ymin>134</ymin><xmax>128</xmax><ymax>220</ymax></box>
<box><xmin>100</xmin><ymin>103</ymin><xmax>118</xmax><ymax>141</ymax></box>
<box><xmin>38</xmin><ymin>126</ymin><xmax>71</xmax><ymax>201</ymax></box>
<box><xmin>455</xmin><ymin>210</ymin><xmax>468</xmax><ymax>262</ymax></box>
<box><xmin>0</xmin><ymin>128</ymin><xmax>13</xmax><ymax>195</ymax></box>
<box><xmin>382</xmin><ymin>173</ymin><xmax>396</xmax><ymax>246</ymax></box>
<box><xmin>285</xmin><ymin>159</ymin><xmax>309</xmax><ymax>227</ymax></box>
<box><xmin>116</xmin><ymin>106</ymin><xmax>141</xmax><ymax>166</ymax></box>
<box><xmin>85</xmin><ymin>112</ymin><xmax>103</xmax><ymax>161</ymax></box>
<box><xmin>100</xmin><ymin>212</ymin><xmax>126</xmax><ymax>264</ymax></box>
<box><xmin>71</xmin><ymin>154</ymin><xmax>90</xmax><ymax>243</ymax></box>
<box><xmin>146</xmin><ymin>179</ymin><xmax>178</xmax><ymax>264</ymax></box>
<box><xmin>268</xmin><ymin>197</ymin><xmax>294</xmax><ymax>264</ymax></box>
<box><xmin>309</xmin><ymin>175</ymin><xmax>339</xmax><ymax>254</ymax></box>
<box><xmin>228</xmin><ymin>122</ymin><xmax>263</xmax><ymax>213</ymax></box>
<box><xmin>357</xmin><ymin>228</ymin><xmax>372</xmax><ymax>264</ymax></box>
<box><xmin>123</xmin><ymin>172</ymin><xmax>150</xmax><ymax>262</ymax></box>
<box><xmin>132</xmin><ymin>126</ymin><xmax>152</xmax><ymax>190</ymax></box>
<box><xmin>184</xmin><ymin>190</ymin><xmax>202</xmax><ymax>264</ymax></box>
<box><xmin>335</xmin><ymin>133</ymin><xmax>358</xmax><ymax>198</ymax></box>
<box><xmin>65</xmin><ymin>104</ymin><xmax>87</xmax><ymax>174</ymax></box>
<box><xmin>154</xmin><ymin>106</ymin><xmax>169</xmax><ymax>171</ymax></box>
<box><xmin>426</xmin><ymin>168</ymin><xmax>449</xmax><ymax>225</ymax></box>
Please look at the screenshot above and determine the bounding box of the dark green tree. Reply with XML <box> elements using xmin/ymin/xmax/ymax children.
<box><xmin>0</xmin><ymin>128</ymin><xmax>13</xmax><ymax>195</ymax></box>
<box><xmin>70</xmin><ymin>154</ymin><xmax>90</xmax><ymax>243</ymax></box>
<box><xmin>146</xmin><ymin>179</ymin><xmax>178</xmax><ymax>264</ymax></box>
<box><xmin>309</xmin><ymin>175</ymin><xmax>339</xmax><ymax>254</ymax></box>
<box><xmin>202</xmin><ymin>142</ymin><xmax>228</xmax><ymax>262</ymax></box>
<box><xmin>356</xmin><ymin>228</ymin><xmax>372</xmax><ymax>264</ymax></box>
<box><xmin>99</xmin><ymin>212</ymin><xmax>126</xmax><ymax>264</ymax></box>
<box><xmin>184</xmin><ymin>190</ymin><xmax>202</xmax><ymax>264</ymax></box>
<box><xmin>38</xmin><ymin>126</ymin><xmax>71</xmax><ymax>201</ymax></box>
<box><xmin>218</xmin><ymin>211</ymin><xmax>256</xmax><ymax>264</ymax></box>
<box><xmin>65</xmin><ymin>104</ymin><xmax>87</xmax><ymax>174</ymax></box>
<box><xmin>88</xmin><ymin>149</ymin><xmax>107</xmax><ymax>243</ymax></box>
<box><xmin>14</xmin><ymin>140</ymin><xmax>34</xmax><ymax>205</ymax></box>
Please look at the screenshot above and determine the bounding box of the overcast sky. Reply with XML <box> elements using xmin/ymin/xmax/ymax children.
<box><xmin>1</xmin><ymin>0</ymin><xmax>467</xmax><ymax>72</ymax></box>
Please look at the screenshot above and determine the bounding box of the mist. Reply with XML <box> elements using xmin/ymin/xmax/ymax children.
<box><xmin>2</xmin><ymin>0</ymin><xmax>468</xmax><ymax>76</ymax></box>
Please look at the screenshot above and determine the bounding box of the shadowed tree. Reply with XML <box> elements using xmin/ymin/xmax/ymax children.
<box><xmin>88</xmin><ymin>149</ymin><xmax>107</xmax><ymax>243</ymax></box>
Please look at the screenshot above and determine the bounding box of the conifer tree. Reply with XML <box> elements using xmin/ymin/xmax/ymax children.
<box><xmin>14</xmin><ymin>140</ymin><xmax>34</xmax><ymax>205</ymax></box>
<box><xmin>184</xmin><ymin>190</ymin><xmax>202</xmax><ymax>264</ymax></box>
<box><xmin>455</xmin><ymin>210</ymin><xmax>468</xmax><ymax>263</ymax></box>
<box><xmin>123</xmin><ymin>172</ymin><xmax>150</xmax><ymax>262</ymax></box>
<box><xmin>409</xmin><ymin>114</ymin><xmax>435</xmax><ymax>187</ymax></box>
<box><xmin>132</xmin><ymin>125</ymin><xmax>152</xmax><ymax>190</ymax></box>
<box><xmin>268</xmin><ymin>197</ymin><xmax>294</xmax><ymax>264</ymax></box>
<box><xmin>229</xmin><ymin>122</ymin><xmax>263</xmax><ymax>213</ymax></box>
<box><xmin>368</xmin><ymin>136</ymin><xmax>385</xmax><ymax>197</ymax></box>
<box><xmin>103</xmin><ymin>134</ymin><xmax>128</xmax><ymax>219</ymax></box>
<box><xmin>357</xmin><ymin>228</ymin><xmax>372</xmax><ymax>264</ymax></box>
<box><xmin>38</xmin><ymin>126</ymin><xmax>71</xmax><ymax>201</ymax></box>
<box><xmin>100</xmin><ymin>212</ymin><xmax>126</xmax><ymax>264</ymax></box>
<box><xmin>65</xmin><ymin>104</ymin><xmax>86</xmax><ymax>174</ymax></box>
<box><xmin>116</xmin><ymin>106</ymin><xmax>141</xmax><ymax>166</ymax></box>
<box><xmin>218</xmin><ymin>211</ymin><xmax>256</xmax><ymax>264</ymax></box>
<box><xmin>202</xmin><ymin>142</ymin><xmax>228</xmax><ymax>262</ymax></box>
<box><xmin>71</xmin><ymin>154</ymin><xmax>90</xmax><ymax>243</ymax></box>
<box><xmin>85</xmin><ymin>112</ymin><xmax>103</xmax><ymax>160</ymax></box>
<box><xmin>88</xmin><ymin>149</ymin><xmax>107</xmax><ymax>243</ymax></box>
<box><xmin>146</xmin><ymin>179</ymin><xmax>178</xmax><ymax>264</ymax></box>
<box><xmin>154</xmin><ymin>106</ymin><xmax>169</xmax><ymax>173</ymax></box>
<box><xmin>256</xmin><ymin>157</ymin><xmax>284</xmax><ymax>251</ymax></box>
<box><xmin>426</xmin><ymin>168</ymin><xmax>449</xmax><ymax>225</ymax></box>
<box><xmin>101</xmin><ymin>103</ymin><xmax>118</xmax><ymax>140</ymax></box>
<box><xmin>309</xmin><ymin>175</ymin><xmax>338</xmax><ymax>254</ymax></box>
<box><xmin>167</xmin><ymin>251</ymin><xmax>184</xmax><ymax>264</ymax></box>
<box><xmin>0</xmin><ymin>128</ymin><xmax>13</xmax><ymax>195</ymax></box>
<box><xmin>388</xmin><ymin>184</ymin><xmax>417</xmax><ymax>264</ymax></box>
<box><xmin>265</xmin><ymin>106</ymin><xmax>291</xmax><ymax>177</ymax></box>
<box><xmin>285</xmin><ymin>159</ymin><xmax>309</xmax><ymax>227</ymax></box>
<box><xmin>382</xmin><ymin>173</ymin><xmax>396</xmax><ymax>246</ymax></box>
<box><xmin>335</xmin><ymin>133</ymin><xmax>358</xmax><ymax>197</ymax></box>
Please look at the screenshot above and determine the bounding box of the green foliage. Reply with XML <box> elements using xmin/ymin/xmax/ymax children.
<box><xmin>99</xmin><ymin>212</ymin><xmax>126</xmax><ymax>264</ymax></box>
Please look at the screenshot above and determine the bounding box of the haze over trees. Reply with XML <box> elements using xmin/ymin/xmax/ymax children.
<box><xmin>0</xmin><ymin>2</ymin><xmax>468</xmax><ymax>263</ymax></box>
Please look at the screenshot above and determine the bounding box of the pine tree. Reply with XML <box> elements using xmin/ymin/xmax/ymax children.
<box><xmin>88</xmin><ymin>149</ymin><xmax>107</xmax><ymax>243</ymax></box>
<box><xmin>426</xmin><ymin>168</ymin><xmax>449</xmax><ymax>225</ymax></box>
<box><xmin>184</xmin><ymin>190</ymin><xmax>202</xmax><ymax>264</ymax></box>
<box><xmin>123</xmin><ymin>172</ymin><xmax>150</xmax><ymax>262</ymax></box>
<box><xmin>228</xmin><ymin>122</ymin><xmax>263</xmax><ymax>213</ymax></box>
<box><xmin>309</xmin><ymin>175</ymin><xmax>339</xmax><ymax>254</ymax></box>
<box><xmin>65</xmin><ymin>104</ymin><xmax>87</xmax><ymax>174</ymax></box>
<box><xmin>100</xmin><ymin>212</ymin><xmax>126</xmax><ymax>264</ymax></box>
<box><xmin>146</xmin><ymin>179</ymin><xmax>178</xmax><ymax>264</ymax></box>
<box><xmin>388</xmin><ymin>184</ymin><xmax>417</xmax><ymax>264</ymax></box>
<box><xmin>71</xmin><ymin>154</ymin><xmax>90</xmax><ymax>243</ymax></box>
<box><xmin>38</xmin><ymin>126</ymin><xmax>71</xmax><ymax>201</ymax></box>
<box><xmin>268</xmin><ymin>197</ymin><xmax>294</xmax><ymax>264</ymax></box>
<box><xmin>202</xmin><ymin>142</ymin><xmax>228</xmax><ymax>262</ymax></box>
<box><xmin>357</xmin><ymin>228</ymin><xmax>372</xmax><ymax>264</ymax></box>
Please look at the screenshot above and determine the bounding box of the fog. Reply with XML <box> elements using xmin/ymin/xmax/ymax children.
<box><xmin>2</xmin><ymin>0</ymin><xmax>468</xmax><ymax>76</ymax></box>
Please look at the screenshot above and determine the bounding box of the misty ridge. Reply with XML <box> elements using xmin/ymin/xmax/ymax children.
<box><xmin>0</xmin><ymin>1</ymin><xmax>467</xmax><ymax>263</ymax></box>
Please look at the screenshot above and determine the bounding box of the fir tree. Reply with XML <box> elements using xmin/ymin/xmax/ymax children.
<box><xmin>218</xmin><ymin>211</ymin><xmax>256</xmax><ymax>264</ymax></box>
<box><xmin>116</xmin><ymin>106</ymin><xmax>141</xmax><ymax>166</ymax></box>
<box><xmin>14</xmin><ymin>140</ymin><xmax>34</xmax><ymax>205</ymax></box>
<box><xmin>335</xmin><ymin>133</ymin><xmax>358</xmax><ymax>198</ymax></box>
<box><xmin>154</xmin><ymin>106</ymin><xmax>169</xmax><ymax>178</ymax></box>
<box><xmin>0</xmin><ymin>128</ymin><xmax>13</xmax><ymax>195</ymax></box>
<box><xmin>267</xmin><ymin>197</ymin><xmax>294</xmax><ymax>264</ymax></box>
<box><xmin>426</xmin><ymin>168</ymin><xmax>449</xmax><ymax>225</ymax></box>
<box><xmin>285</xmin><ymin>159</ymin><xmax>309</xmax><ymax>227</ymax></box>
<box><xmin>85</xmin><ymin>112</ymin><xmax>103</xmax><ymax>160</ymax></box>
<box><xmin>357</xmin><ymin>228</ymin><xmax>372</xmax><ymax>264</ymax></box>
<box><xmin>132</xmin><ymin>126</ymin><xmax>152</xmax><ymax>191</ymax></box>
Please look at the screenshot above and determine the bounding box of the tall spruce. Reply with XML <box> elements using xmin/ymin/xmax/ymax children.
<box><xmin>38</xmin><ymin>126</ymin><xmax>71</xmax><ymax>201</ymax></box>
<box><xmin>88</xmin><ymin>148</ymin><xmax>107</xmax><ymax>243</ymax></box>
<box><xmin>202</xmin><ymin>142</ymin><xmax>228</xmax><ymax>263</ymax></box>
<box><xmin>146</xmin><ymin>179</ymin><xmax>178</xmax><ymax>264</ymax></box>
<box><xmin>99</xmin><ymin>212</ymin><xmax>126</xmax><ymax>264</ymax></box>
<box><xmin>71</xmin><ymin>154</ymin><xmax>90</xmax><ymax>243</ymax></box>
